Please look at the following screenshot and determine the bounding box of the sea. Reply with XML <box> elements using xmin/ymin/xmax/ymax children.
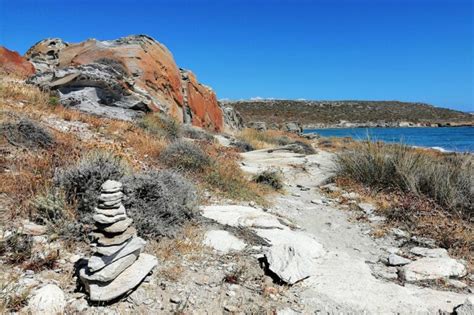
<box><xmin>304</xmin><ymin>127</ymin><xmax>474</xmax><ymax>153</ymax></box>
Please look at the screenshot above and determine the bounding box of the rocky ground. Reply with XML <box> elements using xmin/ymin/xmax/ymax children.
<box><xmin>5</xmin><ymin>135</ymin><xmax>472</xmax><ymax>314</ymax></box>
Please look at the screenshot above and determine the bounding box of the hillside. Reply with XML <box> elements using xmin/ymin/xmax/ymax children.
<box><xmin>224</xmin><ymin>99</ymin><xmax>474</xmax><ymax>128</ymax></box>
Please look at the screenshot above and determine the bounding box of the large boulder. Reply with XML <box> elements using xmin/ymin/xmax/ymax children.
<box><xmin>24</xmin><ymin>35</ymin><xmax>223</xmax><ymax>131</ymax></box>
<box><xmin>220</xmin><ymin>103</ymin><xmax>244</xmax><ymax>131</ymax></box>
<box><xmin>0</xmin><ymin>46</ymin><xmax>35</xmax><ymax>77</ymax></box>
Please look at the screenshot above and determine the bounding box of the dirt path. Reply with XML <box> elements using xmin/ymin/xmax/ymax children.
<box><xmin>234</xmin><ymin>148</ymin><xmax>471</xmax><ymax>314</ymax></box>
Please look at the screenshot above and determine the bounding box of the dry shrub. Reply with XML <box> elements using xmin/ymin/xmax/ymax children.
<box><xmin>336</xmin><ymin>141</ymin><xmax>473</xmax><ymax>217</ymax></box>
<box><xmin>0</xmin><ymin>274</ymin><xmax>31</xmax><ymax>313</ymax></box>
<box><xmin>160</xmin><ymin>140</ymin><xmax>211</xmax><ymax>172</ymax></box>
<box><xmin>182</xmin><ymin>124</ymin><xmax>214</xmax><ymax>141</ymax></box>
<box><xmin>122</xmin><ymin>170</ymin><xmax>198</xmax><ymax>238</ymax></box>
<box><xmin>1</xmin><ymin>119</ymin><xmax>54</xmax><ymax>149</ymax></box>
<box><xmin>237</xmin><ymin>128</ymin><xmax>314</xmax><ymax>153</ymax></box>
<box><xmin>0</xmin><ymin>232</ymin><xmax>32</xmax><ymax>263</ymax></box>
<box><xmin>0</xmin><ymin>77</ymin><xmax>48</xmax><ymax>105</ymax></box>
<box><xmin>54</xmin><ymin>151</ymin><xmax>130</xmax><ymax>223</ymax></box>
<box><xmin>253</xmin><ymin>169</ymin><xmax>283</xmax><ymax>190</ymax></box>
<box><xmin>139</xmin><ymin>112</ymin><xmax>181</xmax><ymax>140</ymax></box>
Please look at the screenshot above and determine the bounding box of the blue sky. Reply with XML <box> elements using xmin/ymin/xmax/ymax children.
<box><xmin>0</xmin><ymin>0</ymin><xmax>472</xmax><ymax>111</ymax></box>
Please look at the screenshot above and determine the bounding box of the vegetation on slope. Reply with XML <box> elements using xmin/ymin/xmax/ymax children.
<box><xmin>226</xmin><ymin>100</ymin><xmax>473</xmax><ymax>126</ymax></box>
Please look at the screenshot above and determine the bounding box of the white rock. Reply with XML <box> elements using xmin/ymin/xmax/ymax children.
<box><xmin>80</xmin><ymin>252</ymin><xmax>138</xmax><ymax>282</ymax></box>
<box><xmin>371</xmin><ymin>264</ymin><xmax>399</xmax><ymax>280</ymax></box>
<box><xmin>101</xmin><ymin>217</ymin><xmax>133</xmax><ymax>234</ymax></box>
<box><xmin>84</xmin><ymin>253</ymin><xmax>157</xmax><ymax>302</ymax></box>
<box><xmin>28</xmin><ymin>284</ymin><xmax>66</xmax><ymax>315</ymax></box>
<box><xmin>455</xmin><ymin>296</ymin><xmax>474</xmax><ymax>315</ymax></box>
<box><xmin>88</xmin><ymin>237</ymin><xmax>145</xmax><ymax>272</ymax></box>
<box><xmin>447</xmin><ymin>279</ymin><xmax>468</xmax><ymax>289</ymax></box>
<box><xmin>401</xmin><ymin>257</ymin><xmax>467</xmax><ymax>282</ymax></box>
<box><xmin>203</xmin><ymin>230</ymin><xmax>247</xmax><ymax>253</ymax></box>
<box><xmin>21</xmin><ymin>221</ymin><xmax>47</xmax><ymax>236</ymax></box>
<box><xmin>409</xmin><ymin>247</ymin><xmax>448</xmax><ymax>258</ymax></box>
<box><xmin>310</xmin><ymin>199</ymin><xmax>323</xmax><ymax>205</ymax></box>
<box><xmin>201</xmin><ymin>205</ymin><xmax>288</xmax><ymax>229</ymax></box>
<box><xmin>98</xmin><ymin>191</ymin><xmax>123</xmax><ymax>203</ymax></box>
<box><xmin>101</xmin><ymin>180</ymin><xmax>122</xmax><ymax>193</ymax></box>
<box><xmin>341</xmin><ymin>192</ymin><xmax>359</xmax><ymax>200</ymax></box>
<box><xmin>358</xmin><ymin>203</ymin><xmax>376</xmax><ymax>215</ymax></box>
<box><xmin>91</xmin><ymin>226</ymin><xmax>136</xmax><ymax>246</ymax></box>
<box><xmin>387</xmin><ymin>253</ymin><xmax>411</xmax><ymax>266</ymax></box>
<box><xmin>258</xmin><ymin>229</ymin><xmax>325</xmax><ymax>285</ymax></box>
<box><xmin>95</xmin><ymin>205</ymin><xmax>126</xmax><ymax>217</ymax></box>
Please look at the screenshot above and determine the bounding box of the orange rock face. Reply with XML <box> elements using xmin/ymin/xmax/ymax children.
<box><xmin>25</xmin><ymin>36</ymin><xmax>223</xmax><ymax>131</ymax></box>
<box><xmin>0</xmin><ymin>46</ymin><xmax>35</xmax><ymax>77</ymax></box>
<box><xmin>182</xmin><ymin>70</ymin><xmax>223</xmax><ymax>131</ymax></box>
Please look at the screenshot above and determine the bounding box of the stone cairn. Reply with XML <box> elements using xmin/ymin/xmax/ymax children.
<box><xmin>79</xmin><ymin>180</ymin><xmax>157</xmax><ymax>302</ymax></box>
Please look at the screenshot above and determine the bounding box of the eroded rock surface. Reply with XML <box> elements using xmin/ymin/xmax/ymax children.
<box><xmin>25</xmin><ymin>35</ymin><xmax>223</xmax><ymax>130</ymax></box>
<box><xmin>0</xmin><ymin>46</ymin><xmax>35</xmax><ymax>77</ymax></box>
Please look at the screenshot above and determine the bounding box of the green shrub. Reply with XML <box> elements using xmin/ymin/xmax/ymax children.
<box><xmin>231</xmin><ymin>139</ymin><xmax>255</xmax><ymax>152</ymax></box>
<box><xmin>54</xmin><ymin>151</ymin><xmax>129</xmax><ymax>223</ymax></box>
<box><xmin>139</xmin><ymin>113</ymin><xmax>182</xmax><ymax>140</ymax></box>
<box><xmin>0</xmin><ymin>119</ymin><xmax>54</xmax><ymax>149</ymax></box>
<box><xmin>160</xmin><ymin>140</ymin><xmax>211</xmax><ymax>172</ymax></box>
<box><xmin>336</xmin><ymin>141</ymin><xmax>473</xmax><ymax>216</ymax></box>
<box><xmin>48</xmin><ymin>96</ymin><xmax>60</xmax><ymax>106</ymax></box>
<box><xmin>253</xmin><ymin>170</ymin><xmax>283</xmax><ymax>190</ymax></box>
<box><xmin>122</xmin><ymin>170</ymin><xmax>198</xmax><ymax>238</ymax></box>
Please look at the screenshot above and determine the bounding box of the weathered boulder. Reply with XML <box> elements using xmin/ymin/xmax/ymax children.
<box><xmin>387</xmin><ymin>253</ymin><xmax>411</xmax><ymax>266</ymax></box>
<box><xmin>247</xmin><ymin>121</ymin><xmax>267</xmax><ymax>131</ymax></box>
<box><xmin>401</xmin><ymin>257</ymin><xmax>467</xmax><ymax>282</ymax></box>
<box><xmin>0</xmin><ymin>46</ymin><xmax>35</xmax><ymax>77</ymax></box>
<box><xmin>283</xmin><ymin>121</ymin><xmax>302</xmax><ymax>134</ymax></box>
<box><xmin>25</xmin><ymin>35</ymin><xmax>223</xmax><ymax>130</ymax></box>
<box><xmin>409</xmin><ymin>247</ymin><xmax>448</xmax><ymax>258</ymax></box>
<box><xmin>27</xmin><ymin>284</ymin><xmax>66</xmax><ymax>315</ymax></box>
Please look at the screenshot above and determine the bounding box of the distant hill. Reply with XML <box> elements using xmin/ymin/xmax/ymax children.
<box><xmin>223</xmin><ymin>99</ymin><xmax>473</xmax><ymax>128</ymax></box>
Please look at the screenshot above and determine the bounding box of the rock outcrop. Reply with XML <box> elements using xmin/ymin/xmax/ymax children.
<box><xmin>220</xmin><ymin>103</ymin><xmax>244</xmax><ymax>131</ymax></box>
<box><xmin>0</xmin><ymin>46</ymin><xmax>35</xmax><ymax>77</ymax></box>
<box><xmin>24</xmin><ymin>35</ymin><xmax>223</xmax><ymax>130</ymax></box>
<box><xmin>79</xmin><ymin>180</ymin><xmax>157</xmax><ymax>302</ymax></box>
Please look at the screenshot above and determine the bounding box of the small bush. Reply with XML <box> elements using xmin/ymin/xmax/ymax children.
<box><xmin>48</xmin><ymin>96</ymin><xmax>60</xmax><ymax>106</ymax></box>
<box><xmin>54</xmin><ymin>151</ymin><xmax>129</xmax><ymax>223</ymax></box>
<box><xmin>160</xmin><ymin>140</ymin><xmax>211</xmax><ymax>172</ymax></box>
<box><xmin>0</xmin><ymin>232</ymin><xmax>32</xmax><ymax>263</ymax></box>
<box><xmin>139</xmin><ymin>113</ymin><xmax>182</xmax><ymax>140</ymax></box>
<box><xmin>336</xmin><ymin>141</ymin><xmax>473</xmax><ymax>216</ymax></box>
<box><xmin>0</xmin><ymin>277</ymin><xmax>31</xmax><ymax>313</ymax></box>
<box><xmin>231</xmin><ymin>139</ymin><xmax>255</xmax><ymax>152</ymax></box>
<box><xmin>182</xmin><ymin>125</ymin><xmax>214</xmax><ymax>141</ymax></box>
<box><xmin>285</xmin><ymin>141</ymin><xmax>316</xmax><ymax>155</ymax></box>
<box><xmin>275</xmin><ymin>136</ymin><xmax>293</xmax><ymax>146</ymax></box>
<box><xmin>122</xmin><ymin>170</ymin><xmax>198</xmax><ymax>238</ymax></box>
<box><xmin>0</xmin><ymin>119</ymin><xmax>54</xmax><ymax>149</ymax></box>
<box><xmin>253</xmin><ymin>170</ymin><xmax>283</xmax><ymax>190</ymax></box>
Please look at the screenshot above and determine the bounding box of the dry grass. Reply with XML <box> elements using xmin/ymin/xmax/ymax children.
<box><xmin>0</xmin><ymin>272</ymin><xmax>31</xmax><ymax>313</ymax></box>
<box><xmin>236</xmin><ymin>128</ymin><xmax>302</xmax><ymax>150</ymax></box>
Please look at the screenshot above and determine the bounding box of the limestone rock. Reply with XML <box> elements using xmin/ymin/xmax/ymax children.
<box><xmin>387</xmin><ymin>253</ymin><xmax>411</xmax><ymax>266</ymax></box>
<box><xmin>84</xmin><ymin>253</ymin><xmax>157</xmax><ymax>302</ymax></box>
<box><xmin>27</xmin><ymin>284</ymin><xmax>66</xmax><ymax>315</ymax></box>
<box><xmin>99</xmin><ymin>191</ymin><xmax>123</xmax><ymax>203</ymax></box>
<box><xmin>401</xmin><ymin>257</ymin><xmax>467</xmax><ymax>282</ymax></box>
<box><xmin>80</xmin><ymin>253</ymin><xmax>138</xmax><ymax>282</ymax></box>
<box><xmin>0</xmin><ymin>46</ymin><xmax>35</xmax><ymax>77</ymax></box>
<box><xmin>409</xmin><ymin>247</ymin><xmax>448</xmax><ymax>258</ymax></box>
<box><xmin>88</xmin><ymin>236</ymin><xmax>145</xmax><ymax>272</ymax></box>
<box><xmin>358</xmin><ymin>203</ymin><xmax>376</xmax><ymax>215</ymax></box>
<box><xmin>220</xmin><ymin>104</ymin><xmax>244</xmax><ymax>131</ymax></box>
<box><xmin>203</xmin><ymin>230</ymin><xmax>247</xmax><ymax>253</ymax></box>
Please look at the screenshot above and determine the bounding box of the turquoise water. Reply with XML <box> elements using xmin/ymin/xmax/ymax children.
<box><xmin>304</xmin><ymin>127</ymin><xmax>474</xmax><ymax>153</ymax></box>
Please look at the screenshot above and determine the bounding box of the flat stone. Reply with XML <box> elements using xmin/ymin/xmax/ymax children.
<box><xmin>203</xmin><ymin>230</ymin><xmax>247</xmax><ymax>253</ymax></box>
<box><xmin>93</xmin><ymin>238</ymin><xmax>131</xmax><ymax>256</ymax></box>
<box><xmin>99</xmin><ymin>217</ymin><xmax>133</xmax><ymax>234</ymax></box>
<box><xmin>80</xmin><ymin>252</ymin><xmax>138</xmax><ymax>282</ymax></box>
<box><xmin>98</xmin><ymin>199</ymin><xmax>122</xmax><ymax>208</ymax></box>
<box><xmin>99</xmin><ymin>191</ymin><xmax>123</xmax><ymax>203</ymax></box>
<box><xmin>93</xmin><ymin>213</ymin><xmax>127</xmax><ymax>225</ymax></box>
<box><xmin>401</xmin><ymin>257</ymin><xmax>467</xmax><ymax>282</ymax></box>
<box><xmin>409</xmin><ymin>247</ymin><xmax>448</xmax><ymax>258</ymax></box>
<box><xmin>101</xmin><ymin>180</ymin><xmax>122</xmax><ymax>193</ymax></box>
<box><xmin>387</xmin><ymin>253</ymin><xmax>411</xmax><ymax>266</ymax></box>
<box><xmin>371</xmin><ymin>264</ymin><xmax>399</xmax><ymax>280</ymax></box>
<box><xmin>88</xmin><ymin>236</ymin><xmax>145</xmax><ymax>272</ymax></box>
<box><xmin>83</xmin><ymin>253</ymin><xmax>157</xmax><ymax>302</ymax></box>
<box><xmin>95</xmin><ymin>205</ymin><xmax>126</xmax><ymax>217</ymax></box>
<box><xmin>27</xmin><ymin>284</ymin><xmax>66</xmax><ymax>315</ymax></box>
<box><xmin>21</xmin><ymin>221</ymin><xmax>47</xmax><ymax>236</ymax></box>
<box><xmin>91</xmin><ymin>226</ymin><xmax>136</xmax><ymax>246</ymax></box>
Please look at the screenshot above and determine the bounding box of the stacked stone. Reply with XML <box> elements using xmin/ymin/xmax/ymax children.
<box><xmin>79</xmin><ymin>180</ymin><xmax>157</xmax><ymax>302</ymax></box>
